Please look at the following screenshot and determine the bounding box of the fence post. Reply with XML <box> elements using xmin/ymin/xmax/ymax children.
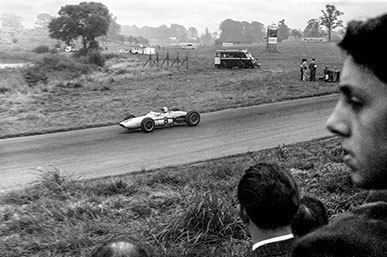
<box><xmin>177</xmin><ymin>52</ymin><xmax>180</xmax><ymax>70</ymax></box>
<box><xmin>186</xmin><ymin>53</ymin><xmax>189</xmax><ymax>69</ymax></box>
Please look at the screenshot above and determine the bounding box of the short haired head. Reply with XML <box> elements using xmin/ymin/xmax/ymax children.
<box><xmin>237</xmin><ymin>163</ymin><xmax>300</xmax><ymax>230</ymax></box>
<box><xmin>338</xmin><ymin>13</ymin><xmax>387</xmax><ymax>84</ymax></box>
<box><xmin>91</xmin><ymin>239</ymin><xmax>149</xmax><ymax>257</ymax></box>
<box><xmin>291</xmin><ymin>196</ymin><xmax>329</xmax><ymax>237</ymax></box>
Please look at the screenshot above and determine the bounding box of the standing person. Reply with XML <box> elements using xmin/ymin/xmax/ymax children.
<box><xmin>299</xmin><ymin>59</ymin><xmax>308</xmax><ymax>81</ymax></box>
<box><xmin>309</xmin><ymin>59</ymin><xmax>317</xmax><ymax>81</ymax></box>
<box><xmin>293</xmin><ymin>13</ymin><xmax>387</xmax><ymax>257</ymax></box>
<box><xmin>237</xmin><ymin>163</ymin><xmax>300</xmax><ymax>257</ymax></box>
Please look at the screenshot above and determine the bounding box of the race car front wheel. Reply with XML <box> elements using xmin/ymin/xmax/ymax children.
<box><xmin>185</xmin><ymin>111</ymin><xmax>200</xmax><ymax>126</ymax></box>
<box><xmin>141</xmin><ymin>118</ymin><xmax>155</xmax><ymax>133</ymax></box>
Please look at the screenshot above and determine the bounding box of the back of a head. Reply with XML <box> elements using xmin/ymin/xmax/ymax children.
<box><xmin>338</xmin><ymin>13</ymin><xmax>387</xmax><ymax>84</ymax></box>
<box><xmin>91</xmin><ymin>240</ymin><xmax>149</xmax><ymax>257</ymax></box>
<box><xmin>237</xmin><ymin>163</ymin><xmax>300</xmax><ymax>230</ymax></box>
<box><xmin>291</xmin><ymin>196</ymin><xmax>329</xmax><ymax>237</ymax></box>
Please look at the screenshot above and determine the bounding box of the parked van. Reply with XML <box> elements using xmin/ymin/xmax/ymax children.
<box><xmin>181</xmin><ymin>43</ymin><xmax>197</xmax><ymax>50</ymax></box>
<box><xmin>214</xmin><ymin>49</ymin><xmax>260</xmax><ymax>69</ymax></box>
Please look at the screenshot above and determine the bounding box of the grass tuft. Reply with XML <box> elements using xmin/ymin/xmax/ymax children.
<box><xmin>92</xmin><ymin>179</ymin><xmax>138</xmax><ymax>196</ymax></box>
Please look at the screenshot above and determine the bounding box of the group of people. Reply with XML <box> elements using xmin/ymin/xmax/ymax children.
<box><xmin>90</xmin><ymin>13</ymin><xmax>387</xmax><ymax>257</ymax></box>
<box><xmin>299</xmin><ymin>58</ymin><xmax>317</xmax><ymax>81</ymax></box>
<box><xmin>299</xmin><ymin>59</ymin><xmax>340</xmax><ymax>83</ymax></box>
<box><xmin>238</xmin><ymin>163</ymin><xmax>329</xmax><ymax>257</ymax></box>
<box><xmin>244</xmin><ymin>12</ymin><xmax>387</xmax><ymax>257</ymax></box>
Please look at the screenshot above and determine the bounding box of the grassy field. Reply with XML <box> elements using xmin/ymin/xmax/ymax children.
<box><xmin>0</xmin><ymin>137</ymin><xmax>369</xmax><ymax>257</ymax></box>
<box><xmin>0</xmin><ymin>39</ymin><xmax>359</xmax><ymax>256</ymax></box>
<box><xmin>0</xmin><ymin>40</ymin><xmax>342</xmax><ymax>138</ymax></box>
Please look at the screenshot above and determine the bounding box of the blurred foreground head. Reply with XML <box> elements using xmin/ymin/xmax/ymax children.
<box><xmin>237</xmin><ymin>162</ymin><xmax>300</xmax><ymax>230</ymax></box>
<box><xmin>91</xmin><ymin>239</ymin><xmax>149</xmax><ymax>257</ymax></box>
<box><xmin>292</xmin><ymin>196</ymin><xmax>329</xmax><ymax>237</ymax></box>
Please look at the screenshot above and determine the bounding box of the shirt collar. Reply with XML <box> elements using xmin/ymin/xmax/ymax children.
<box><xmin>252</xmin><ymin>233</ymin><xmax>294</xmax><ymax>251</ymax></box>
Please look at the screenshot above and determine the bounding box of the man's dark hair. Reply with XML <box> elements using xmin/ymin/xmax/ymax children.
<box><xmin>291</xmin><ymin>196</ymin><xmax>329</xmax><ymax>237</ymax></box>
<box><xmin>237</xmin><ymin>163</ymin><xmax>300</xmax><ymax>230</ymax></box>
<box><xmin>338</xmin><ymin>13</ymin><xmax>387</xmax><ymax>84</ymax></box>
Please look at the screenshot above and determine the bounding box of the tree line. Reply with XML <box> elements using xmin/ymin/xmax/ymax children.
<box><xmin>0</xmin><ymin>3</ymin><xmax>344</xmax><ymax>53</ymax></box>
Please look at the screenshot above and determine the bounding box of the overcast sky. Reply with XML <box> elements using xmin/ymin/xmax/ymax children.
<box><xmin>0</xmin><ymin>0</ymin><xmax>386</xmax><ymax>33</ymax></box>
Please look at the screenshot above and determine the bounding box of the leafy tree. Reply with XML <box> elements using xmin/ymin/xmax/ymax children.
<box><xmin>106</xmin><ymin>16</ymin><xmax>121</xmax><ymax>40</ymax></box>
<box><xmin>277</xmin><ymin>19</ymin><xmax>289</xmax><ymax>42</ymax></box>
<box><xmin>188</xmin><ymin>27</ymin><xmax>199</xmax><ymax>39</ymax></box>
<box><xmin>219</xmin><ymin>19</ymin><xmax>265</xmax><ymax>44</ymax></box>
<box><xmin>303</xmin><ymin>18</ymin><xmax>321</xmax><ymax>37</ymax></box>
<box><xmin>219</xmin><ymin>19</ymin><xmax>242</xmax><ymax>43</ymax></box>
<box><xmin>48</xmin><ymin>2</ymin><xmax>111</xmax><ymax>53</ymax></box>
<box><xmin>169</xmin><ymin>23</ymin><xmax>188</xmax><ymax>41</ymax></box>
<box><xmin>320</xmin><ymin>4</ymin><xmax>343</xmax><ymax>41</ymax></box>
<box><xmin>290</xmin><ymin>29</ymin><xmax>303</xmax><ymax>39</ymax></box>
<box><xmin>0</xmin><ymin>12</ymin><xmax>22</xmax><ymax>30</ymax></box>
<box><xmin>200</xmin><ymin>27</ymin><xmax>213</xmax><ymax>44</ymax></box>
<box><xmin>250</xmin><ymin>21</ymin><xmax>265</xmax><ymax>42</ymax></box>
<box><xmin>35</xmin><ymin>13</ymin><xmax>54</xmax><ymax>29</ymax></box>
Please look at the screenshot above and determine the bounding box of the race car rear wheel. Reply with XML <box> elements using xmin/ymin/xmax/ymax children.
<box><xmin>185</xmin><ymin>111</ymin><xmax>200</xmax><ymax>126</ymax></box>
<box><xmin>141</xmin><ymin>118</ymin><xmax>155</xmax><ymax>133</ymax></box>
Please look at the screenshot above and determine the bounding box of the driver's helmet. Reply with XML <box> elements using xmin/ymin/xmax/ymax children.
<box><xmin>161</xmin><ymin>106</ymin><xmax>169</xmax><ymax>113</ymax></box>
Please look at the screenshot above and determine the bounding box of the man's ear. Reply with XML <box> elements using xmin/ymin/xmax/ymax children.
<box><xmin>239</xmin><ymin>205</ymin><xmax>250</xmax><ymax>225</ymax></box>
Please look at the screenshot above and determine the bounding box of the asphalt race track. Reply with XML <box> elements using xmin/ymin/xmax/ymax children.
<box><xmin>0</xmin><ymin>94</ymin><xmax>338</xmax><ymax>192</ymax></box>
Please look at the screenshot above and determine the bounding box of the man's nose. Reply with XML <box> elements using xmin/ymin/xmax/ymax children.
<box><xmin>326</xmin><ymin>102</ymin><xmax>350</xmax><ymax>137</ymax></box>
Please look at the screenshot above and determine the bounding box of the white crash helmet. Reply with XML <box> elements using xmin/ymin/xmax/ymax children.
<box><xmin>161</xmin><ymin>106</ymin><xmax>169</xmax><ymax>113</ymax></box>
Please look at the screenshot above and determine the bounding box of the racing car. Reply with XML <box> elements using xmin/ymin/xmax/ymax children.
<box><xmin>119</xmin><ymin>107</ymin><xmax>201</xmax><ymax>133</ymax></box>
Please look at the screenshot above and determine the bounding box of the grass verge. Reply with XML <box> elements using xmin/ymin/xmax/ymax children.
<box><xmin>0</xmin><ymin>136</ymin><xmax>369</xmax><ymax>257</ymax></box>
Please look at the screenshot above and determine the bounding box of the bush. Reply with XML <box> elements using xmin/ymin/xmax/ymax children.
<box><xmin>23</xmin><ymin>68</ymin><xmax>48</xmax><ymax>86</ymax></box>
<box><xmin>39</xmin><ymin>55</ymin><xmax>90</xmax><ymax>76</ymax></box>
<box><xmin>33</xmin><ymin>45</ymin><xmax>50</xmax><ymax>54</ymax></box>
<box><xmin>87</xmin><ymin>50</ymin><xmax>105</xmax><ymax>67</ymax></box>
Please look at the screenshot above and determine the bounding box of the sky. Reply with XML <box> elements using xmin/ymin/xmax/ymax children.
<box><xmin>0</xmin><ymin>0</ymin><xmax>387</xmax><ymax>34</ymax></box>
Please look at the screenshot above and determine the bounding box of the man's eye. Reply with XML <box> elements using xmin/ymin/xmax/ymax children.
<box><xmin>345</xmin><ymin>95</ymin><xmax>363</xmax><ymax>108</ymax></box>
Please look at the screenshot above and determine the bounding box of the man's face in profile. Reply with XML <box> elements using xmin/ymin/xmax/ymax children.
<box><xmin>326</xmin><ymin>56</ymin><xmax>387</xmax><ymax>189</ymax></box>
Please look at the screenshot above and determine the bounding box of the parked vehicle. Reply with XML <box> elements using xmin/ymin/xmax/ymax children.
<box><xmin>214</xmin><ymin>49</ymin><xmax>260</xmax><ymax>69</ymax></box>
<box><xmin>130</xmin><ymin>47</ymin><xmax>144</xmax><ymax>54</ymax></box>
<box><xmin>119</xmin><ymin>107</ymin><xmax>200</xmax><ymax>133</ymax></box>
<box><xmin>129</xmin><ymin>46</ymin><xmax>156</xmax><ymax>55</ymax></box>
<box><xmin>180</xmin><ymin>43</ymin><xmax>197</xmax><ymax>50</ymax></box>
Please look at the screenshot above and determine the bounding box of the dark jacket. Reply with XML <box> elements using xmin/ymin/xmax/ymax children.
<box><xmin>292</xmin><ymin>200</ymin><xmax>387</xmax><ymax>257</ymax></box>
<box><xmin>250</xmin><ymin>238</ymin><xmax>296</xmax><ymax>257</ymax></box>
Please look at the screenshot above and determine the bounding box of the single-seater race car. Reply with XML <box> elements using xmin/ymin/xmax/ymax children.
<box><xmin>119</xmin><ymin>107</ymin><xmax>201</xmax><ymax>133</ymax></box>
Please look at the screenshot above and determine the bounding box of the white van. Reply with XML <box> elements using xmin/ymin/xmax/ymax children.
<box><xmin>180</xmin><ymin>43</ymin><xmax>197</xmax><ymax>50</ymax></box>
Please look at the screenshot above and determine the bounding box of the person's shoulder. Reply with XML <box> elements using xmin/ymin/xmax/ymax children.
<box><xmin>293</xmin><ymin>207</ymin><xmax>387</xmax><ymax>257</ymax></box>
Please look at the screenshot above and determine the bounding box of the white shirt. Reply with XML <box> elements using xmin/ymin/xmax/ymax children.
<box><xmin>252</xmin><ymin>234</ymin><xmax>294</xmax><ymax>251</ymax></box>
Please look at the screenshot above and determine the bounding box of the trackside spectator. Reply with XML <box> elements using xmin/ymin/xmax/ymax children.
<box><xmin>309</xmin><ymin>59</ymin><xmax>317</xmax><ymax>81</ymax></box>
<box><xmin>300</xmin><ymin>59</ymin><xmax>308</xmax><ymax>81</ymax></box>
<box><xmin>237</xmin><ymin>163</ymin><xmax>300</xmax><ymax>257</ymax></box>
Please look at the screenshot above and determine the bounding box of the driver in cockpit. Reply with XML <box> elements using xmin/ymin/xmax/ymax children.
<box><xmin>161</xmin><ymin>106</ymin><xmax>169</xmax><ymax>114</ymax></box>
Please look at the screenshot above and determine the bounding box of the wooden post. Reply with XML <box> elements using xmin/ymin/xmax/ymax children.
<box><xmin>186</xmin><ymin>53</ymin><xmax>189</xmax><ymax>69</ymax></box>
<box><xmin>177</xmin><ymin>52</ymin><xmax>180</xmax><ymax>70</ymax></box>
